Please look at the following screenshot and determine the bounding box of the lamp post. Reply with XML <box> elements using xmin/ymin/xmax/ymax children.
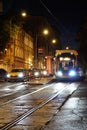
<box><xmin>35</xmin><ymin>29</ymin><xmax>49</xmax><ymax>68</ymax></box>
<box><xmin>43</xmin><ymin>29</ymin><xmax>49</xmax><ymax>56</ymax></box>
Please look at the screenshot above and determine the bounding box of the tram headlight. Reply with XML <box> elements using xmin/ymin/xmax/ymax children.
<box><xmin>57</xmin><ymin>70</ymin><xmax>63</xmax><ymax>77</ymax></box>
<box><xmin>69</xmin><ymin>69</ymin><xmax>76</xmax><ymax>77</ymax></box>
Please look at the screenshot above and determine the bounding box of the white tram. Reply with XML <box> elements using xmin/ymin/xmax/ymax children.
<box><xmin>55</xmin><ymin>49</ymin><xmax>85</xmax><ymax>81</ymax></box>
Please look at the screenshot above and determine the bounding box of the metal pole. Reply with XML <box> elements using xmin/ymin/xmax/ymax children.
<box><xmin>34</xmin><ymin>34</ymin><xmax>38</xmax><ymax>68</ymax></box>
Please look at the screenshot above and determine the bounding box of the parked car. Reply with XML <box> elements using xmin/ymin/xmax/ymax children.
<box><xmin>27</xmin><ymin>69</ymin><xmax>34</xmax><ymax>79</ymax></box>
<box><xmin>27</xmin><ymin>68</ymin><xmax>49</xmax><ymax>79</ymax></box>
<box><xmin>32</xmin><ymin>68</ymin><xmax>41</xmax><ymax>78</ymax></box>
<box><xmin>0</xmin><ymin>68</ymin><xmax>8</xmax><ymax>81</ymax></box>
<box><xmin>7</xmin><ymin>68</ymin><xmax>29</xmax><ymax>82</ymax></box>
<box><xmin>40</xmin><ymin>69</ymin><xmax>49</xmax><ymax>77</ymax></box>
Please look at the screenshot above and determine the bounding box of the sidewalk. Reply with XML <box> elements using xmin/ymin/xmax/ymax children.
<box><xmin>42</xmin><ymin>81</ymin><xmax>87</xmax><ymax>130</ymax></box>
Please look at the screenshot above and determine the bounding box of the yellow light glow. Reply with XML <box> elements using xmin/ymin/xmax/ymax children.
<box><xmin>59</xmin><ymin>57</ymin><xmax>63</xmax><ymax>61</ymax></box>
<box><xmin>52</xmin><ymin>39</ymin><xmax>56</xmax><ymax>44</ymax></box>
<box><xmin>66</xmin><ymin>46</ymin><xmax>69</xmax><ymax>49</ymax></box>
<box><xmin>21</xmin><ymin>12</ymin><xmax>27</xmax><ymax>17</ymax></box>
<box><xmin>43</xmin><ymin>29</ymin><xmax>49</xmax><ymax>35</ymax></box>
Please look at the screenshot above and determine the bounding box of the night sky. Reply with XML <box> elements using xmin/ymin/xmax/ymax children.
<box><xmin>39</xmin><ymin>0</ymin><xmax>87</xmax><ymax>49</ymax></box>
<box><xmin>2</xmin><ymin>0</ymin><xmax>87</xmax><ymax>49</ymax></box>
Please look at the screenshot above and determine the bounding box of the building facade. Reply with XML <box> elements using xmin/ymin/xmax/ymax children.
<box><xmin>0</xmin><ymin>26</ymin><xmax>34</xmax><ymax>72</ymax></box>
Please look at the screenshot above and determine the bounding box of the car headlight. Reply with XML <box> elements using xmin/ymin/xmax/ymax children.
<box><xmin>57</xmin><ymin>70</ymin><xmax>63</xmax><ymax>77</ymax></box>
<box><xmin>7</xmin><ymin>74</ymin><xmax>10</xmax><ymax>78</ymax></box>
<box><xmin>18</xmin><ymin>73</ymin><xmax>24</xmax><ymax>78</ymax></box>
<box><xmin>43</xmin><ymin>70</ymin><xmax>48</xmax><ymax>75</ymax></box>
<box><xmin>69</xmin><ymin>70</ymin><xmax>76</xmax><ymax>76</ymax></box>
<box><xmin>34</xmin><ymin>71</ymin><xmax>40</xmax><ymax>77</ymax></box>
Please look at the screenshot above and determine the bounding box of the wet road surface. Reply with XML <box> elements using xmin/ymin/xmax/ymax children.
<box><xmin>0</xmin><ymin>78</ymin><xmax>85</xmax><ymax>130</ymax></box>
<box><xmin>42</xmin><ymin>81</ymin><xmax>87</xmax><ymax>130</ymax></box>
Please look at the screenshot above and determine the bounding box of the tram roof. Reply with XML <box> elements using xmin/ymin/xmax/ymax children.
<box><xmin>55</xmin><ymin>49</ymin><xmax>78</xmax><ymax>57</ymax></box>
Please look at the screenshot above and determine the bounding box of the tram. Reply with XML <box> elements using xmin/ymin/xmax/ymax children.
<box><xmin>54</xmin><ymin>49</ymin><xmax>85</xmax><ymax>81</ymax></box>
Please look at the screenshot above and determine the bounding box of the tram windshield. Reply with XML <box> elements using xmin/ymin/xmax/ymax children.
<box><xmin>57</xmin><ymin>52</ymin><xmax>77</xmax><ymax>70</ymax></box>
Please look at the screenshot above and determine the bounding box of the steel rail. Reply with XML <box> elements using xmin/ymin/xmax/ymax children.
<box><xmin>0</xmin><ymin>83</ymin><xmax>75</xmax><ymax>130</ymax></box>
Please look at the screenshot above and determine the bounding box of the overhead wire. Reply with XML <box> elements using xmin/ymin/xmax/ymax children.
<box><xmin>39</xmin><ymin>0</ymin><xmax>67</xmax><ymax>32</ymax></box>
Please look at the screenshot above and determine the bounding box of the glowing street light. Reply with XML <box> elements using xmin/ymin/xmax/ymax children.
<box><xmin>43</xmin><ymin>29</ymin><xmax>49</xmax><ymax>35</ymax></box>
<box><xmin>52</xmin><ymin>39</ymin><xmax>56</xmax><ymax>44</ymax></box>
<box><xmin>21</xmin><ymin>11</ymin><xmax>27</xmax><ymax>17</ymax></box>
<box><xmin>35</xmin><ymin>28</ymin><xmax>49</xmax><ymax>67</ymax></box>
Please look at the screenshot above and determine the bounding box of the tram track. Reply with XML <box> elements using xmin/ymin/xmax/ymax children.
<box><xmin>0</xmin><ymin>82</ymin><xmax>80</xmax><ymax>130</ymax></box>
<box><xmin>0</xmin><ymin>83</ymin><xmax>55</xmax><ymax>107</ymax></box>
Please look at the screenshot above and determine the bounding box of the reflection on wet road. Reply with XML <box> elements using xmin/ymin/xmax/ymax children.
<box><xmin>0</xmin><ymin>80</ymin><xmax>80</xmax><ymax>129</ymax></box>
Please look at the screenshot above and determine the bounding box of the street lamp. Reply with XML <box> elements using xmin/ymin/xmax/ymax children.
<box><xmin>21</xmin><ymin>11</ymin><xmax>27</xmax><ymax>17</ymax></box>
<box><xmin>52</xmin><ymin>39</ymin><xmax>56</xmax><ymax>44</ymax></box>
<box><xmin>30</xmin><ymin>27</ymin><xmax>49</xmax><ymax>68</ymax></box>
<box><xmin>37</xmin><ymin>28</ymin><xmax>49</xmax><ymax>68</ymax></box>
<box><xmin>43</xmin><ymin>29</ymin><xmax>49</xmax><ymax>35</ymax></box>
